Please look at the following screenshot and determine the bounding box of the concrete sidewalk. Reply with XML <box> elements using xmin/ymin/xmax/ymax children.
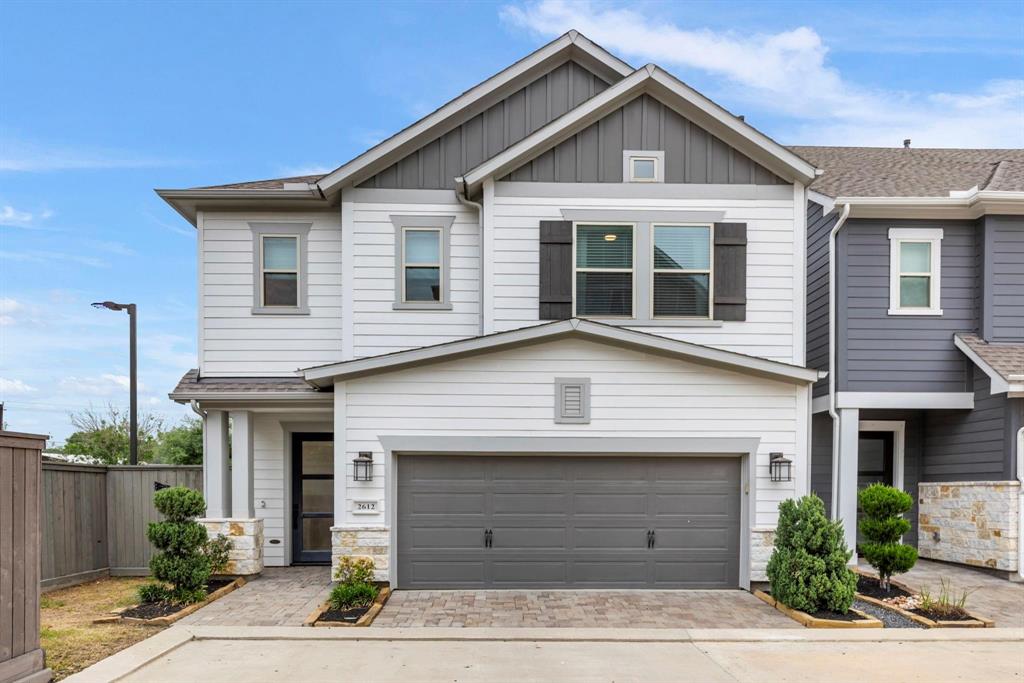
<box><xmin>66</xmin><ymin>626</ymin><xmax>1024</xmax><ymax>683</ymax></box>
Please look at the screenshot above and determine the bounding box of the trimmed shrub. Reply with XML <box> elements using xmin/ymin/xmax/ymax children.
<box><xmin>328</xmin><ymin>582</ymin><xmax>379</xmax><ymax>611</ymax></box>
<box><xmin>766</xmin><ymin>494</ymin><xmax>857</xmax><ymax>614</ymax></box>
<box><xmin>334</xmin><ymin>555</ymin><xmax>375</xmax><ymax>585</ymax></box>
<box><xmin>137</xmin><ymin>486</ymin><xmax>211</xmax><ymax>605</ymax></box>
<box><xmin>203</xmin><ymin>534</ymin><xmax>233</xmax><ymax>575</ymax></box>
<box><xmin>858</xmin><ymin>483</ymin><xmax>917</xmax><ymax>591</ymax></box>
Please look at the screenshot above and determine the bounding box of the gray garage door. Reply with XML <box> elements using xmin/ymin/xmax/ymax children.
<box><xmin>396</xmin><ymin>455</ymin><xmax>741</xmax><ymax>589</ymax></box>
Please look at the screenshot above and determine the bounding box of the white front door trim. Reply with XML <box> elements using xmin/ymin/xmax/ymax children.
<box><xmin>858</xmin><ymin>420</ymin><xmax>906</xmax><ymax>493</ymax></box>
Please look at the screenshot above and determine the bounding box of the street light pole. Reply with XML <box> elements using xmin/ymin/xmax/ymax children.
<box><xmin>92</xmin><ymin>301</ymin><xmax>139</xmax><ymax>465</ymax></box>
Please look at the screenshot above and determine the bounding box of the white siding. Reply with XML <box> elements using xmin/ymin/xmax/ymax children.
<box><xmin>200</xmin><ymin>210</ymin><xmax>343</xmax><ymax>376</ymax></box>
<box><xmin>491</xmin><ymin>189</ymin><xmax>798</xmax><ymax>363</ymax></box>
<box><xmin>341</xmin><ymin>337</ymin><xmax>804</xmax><ymax>529</ymax></box>
<box><xmin>351</xmin><ymin>199</ymin><xmax>480</xmax><ymax>357</ymax></box>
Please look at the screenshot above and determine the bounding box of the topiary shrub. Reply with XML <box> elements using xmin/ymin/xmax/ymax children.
<box><xmin>858</xmin><ymin>483</ymin><xmax>917</xmax><ymax>591</ymax></box>
<box><xmin>766</xmin><ymin>494</ymin><xmax>857</xmax><ymax>614</ymax></box>
<box><xmin>138</xmin><ymin>486</ymin><xmax>211</xmax><ymax>605</ymax></box>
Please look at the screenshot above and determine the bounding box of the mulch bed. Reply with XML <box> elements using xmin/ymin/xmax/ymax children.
<box><xmin>854</xmin><ymin>573</ymin><xmax>984</xmax><ymax>626</ymax></box>
<box><xmin>317</xmin><ymin>605</ymin><xmax>373</xmax><ymax>623</ymax></box>
<box><xmin>805</xmin><ymin>608</ymin><xmax>862</xmax><ymax>622</ymax></box>
<box><xmin>856</xmin><ymin>575</ymin><xmax>913</xmax><ymax>601</ymax></box>
<box><xmin>120</xmin><ymin>579</ymin><xmax>235</xmax><ymax>620</ymax></box>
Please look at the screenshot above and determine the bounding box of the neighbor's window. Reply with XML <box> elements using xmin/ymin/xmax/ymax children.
<box><xmin>402</xmin><ymin>228</ymin><xmax>443</xmax><ymax>303</ymax></box>
<box><xmin>652</xmin><ymin>225</ymin><xmax>712</xmax><ymax>318</ymax></box>
<box><xmin>888</xmin><ymin>227</ymin><xmax>942</xmax><ymax>315</ymax></box>
<box><xmin>574</xmin><ymin>224</ymin><xmax>634</xmax><ymax>317</ymax></box>
<box><xmin>261</xmin><ymin>235</ymin><xmax>299</xmax><ymax>307</ymax></box>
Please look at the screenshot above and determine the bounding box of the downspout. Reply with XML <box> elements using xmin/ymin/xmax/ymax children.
<box><xmin>454</xmin><ymin>176</ymin><xmax>484</xmax><ymax>335</ymax></box>
<box><xmin>828</xmin><ymin>202</ymin><xmax>852</xmax><ymax>519</ymax></box>
<box><xmin>190</xmin><ymin>399</ymin><xmax>209</xmax><ymax>504</ymax></box>
<box><xmin>1017</xmin><ymin>425</ymin><xmax>1024</xmax><ymax>581</ymax></box>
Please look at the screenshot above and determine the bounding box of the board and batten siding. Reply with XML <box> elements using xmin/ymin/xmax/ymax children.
<box><xmin>490</xmin><ymin>187</ymin><xmax>799</xmax><ymax>363</ymax></box>
<box><xmin>838</xmin><ymin>218</ymin><xmax>977</xmax><ymax>393</ymax></box>
<box><xmin>505</xmin><ymin>94</ymin><xmax>784</xmax><ymax>185</ymax></box>
<box><xmin>340</xmin><ymin>337</ymin><xmax>804</xmax><ymax>529</ymax></box>
<box><xmin>358</xmin><ymin>60</ymin><xmax>610</xmax><ymax>190</ymax></box>
<box><xmin>983</xmin><ymin>215</ymin><xmax>1024</xmax><ymax>342</ymax></box>
<box><xmin>350</xmin><ymin>198</ymin><xmax>480</xmax><ymax>358</ymax></box>
<box><xmin>200</xmin><ymin>210</ymin><xmax>343</xmax><ymax>376</ymax></box>
<box><xmin>806</xmin><ymin>201</ymin><xmax>836</xmax><ymax>397</ymax></box>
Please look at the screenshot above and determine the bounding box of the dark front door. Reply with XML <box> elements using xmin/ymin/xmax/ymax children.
<box><xmin>857</xmin><ymin>431</ymin><xmax>894</xmax><ymax>546</ymax></box>
<box><xmin>292</xmin><ymin>433</ymin><xmax>333</xmax><ymax>565</ymax></box>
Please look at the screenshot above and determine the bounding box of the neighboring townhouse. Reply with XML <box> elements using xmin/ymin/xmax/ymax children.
<box><xmin>798</xmin><ymin>146</ymin><xmax>1024</xmax><ymax>577</ymax></box>
<box><xmin>162</xmin><ymin>31</ymin><xmax>823</xmax><ymax>588</ymax></box>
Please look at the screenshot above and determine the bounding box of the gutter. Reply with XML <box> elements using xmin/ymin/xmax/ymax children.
<box><xmin>454</xmin><ymin>176</ymin><xmax>485</xmax><ymax>335</ymax></box>
<box><xmin>828</xmin><ymin>202</ymin><xmax>852</xmax><ymax>519</ymax></box>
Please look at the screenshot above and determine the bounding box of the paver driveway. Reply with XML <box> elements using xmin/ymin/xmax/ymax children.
<box><xmin>372</xmin><ymin>589</ymin><xmax>799</xmax><ymax>628</ymax></box>
<box><xmin>179</xmin><ymin>566</ymin><xmax>331</xmax><ymax>626</ymax></box>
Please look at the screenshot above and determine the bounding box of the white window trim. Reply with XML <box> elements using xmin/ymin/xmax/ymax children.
<box><xmin>250</xmin><ymin>222</ymin><xmax>311</xmax><ymax>315</ymax></box>
<box><xmin>649</xmin><ymin>223</ymin><xmax>714</xmax><ymax>320</ymax></box>
<box><xmin>858</xmin><ymin>420</ymin><xmax>906</xmax><ymax>494</ymax></box>
<box><xmin>572</xmin><ymin>221</ymin><xmax>637</xmax><ymax>319</ymax></box>
<box><xmin>391</xmin><ymin>215</ymin><xmax>454</xmax><ymax>311</ymax></box>
<box><xmin>623</xmin><ymin>150</ymin><xmax>665</xmax><ymax>183</ymax></box>
<box><xmin>888</xmin><ymin>227</ymin><xmax>943</xmax><ymax>316</ymax></box>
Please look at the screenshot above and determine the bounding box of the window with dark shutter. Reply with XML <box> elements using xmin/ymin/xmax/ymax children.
<box><xmin>538</xmin><ymin>220</ymin><xmax>573</xmax><ymax>320</ymax></box>
<box><xmin>712</xmin><ymin>222</ymin><xmax>747</xmax><ymax>321</ymax></box>
<box><xmin>555</xmin><ymin>377</ymin><xmax>590</xmax><ymax>424</ymax></box>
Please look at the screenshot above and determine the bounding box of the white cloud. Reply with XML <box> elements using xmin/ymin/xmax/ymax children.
<box><xmin>58</xmin><ymin>374</ymin><xmax>147</xmax><ymax>396</ymax></box>
<box><xmin>0</xmin><ymin>298</ymin><xmax>20</xmax><ymax>314</ymax></box>
<box><xmin>500</xmin><ymin>0</ymin><xmax>1024</xmax><ymax>147</ymax></box>
<box><xmin>0</xmin><ymin>249</ymin><xmax>109</xmax><ymax>268</ymax></box>
<box><xmin>0</xmin><ymin>139</ymin><xmax>183</xmax><ymax>173</ymax></box>
<box><xmin>0</xmin><ymin>378</ymin><xmax>37</xmax><ymax>394</ymax></box>
<box><xmin>0</xmin><ymin>204</ymin><xmax>54</xmax><ymax>229</ymax></box>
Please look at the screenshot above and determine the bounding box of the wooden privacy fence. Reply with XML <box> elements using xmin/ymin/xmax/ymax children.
<box><xmin>1</xmin><ymin>431</ymin><xmax>51</xmax><ymax>683</ymax></box>
<box><xmin>40</xmin><ymin>462</ymin><xmax>201</xmax><ymax>590</ymax></box>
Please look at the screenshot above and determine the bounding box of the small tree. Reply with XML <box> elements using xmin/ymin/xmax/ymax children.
<box><xmin>139</xmin><ymin>487</ymin><xmax>211</xmax><ymax>604</ymax></box>
<box><xmin>858</xmin><ymin>483</ymin><xmax>917</xmax><ymax>591</ymax></box>
<box><xmin>766</xmin><ymin>494</ymin><xmax>857</xmax><ymax>614</ymax></box>
<box><xmin>155</xmin><ymin>417</ymin><xmax>204</xmax><ymax>465</ymax></box>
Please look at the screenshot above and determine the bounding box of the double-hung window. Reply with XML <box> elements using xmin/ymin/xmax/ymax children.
<box><xmin>651</xmin><ymin>225</ymin><xmax>712</xmax><ymax>318</ymax></box>
<box><xmin>250</xmin><ymin>222</ymin><xmax>310</xmax><ymax>314</ymax></box>
<box><xmin>402</xmin><ymin>228</ymin><xmax>443</xmax><ymax>303</ymax></box>
<box><xmin>574</xmin><ymin>224</ymin><xmax>634</xmax><ymax>317</ymax></box>
<box><xmin>888</xmin><ymin>228</ymin><xmax>942</xmax><ymax>315</ymax></box>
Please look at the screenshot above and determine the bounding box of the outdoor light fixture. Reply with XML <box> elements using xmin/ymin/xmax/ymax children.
<box><xmin>769</xmin><ymin>452</ymin><xmax>793</xmax><ymax>482</ymax></box>
<box><xmin>603</xmin><ymin>233</ymin><xmax>617</xmax><ymax>242</ymax></box>
<box><xmin>353</xmin><ymin>452</ymin><xmax>374</xmax><ymax>481</ymax></box>
<box><xmin>153</xmin><ymin>481</ymin><xmax>170</xmax><ymax>491</ymax></box>
<box><xmin>92</xmin><ymin>300</ymin><xmax>139</xmax><ymax>465</ymax></box>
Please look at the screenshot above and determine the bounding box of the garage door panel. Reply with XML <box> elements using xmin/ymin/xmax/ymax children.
<box><xmin>406</xmin><ymin>492</ymin><xmax>487</xmax><ymax>515</ymax></box>
<box><xmin>406</xmin><ymin>560</ymin><xmax>487</xmax><ymax>587</ymax></box>
<box><xmin>402</xmin><ymin>525</ymin><xmax>485</xmax><ymax>550</ymax></box>
<box><xmin>491</xmin><ymin>526</ymin><xmax>566</xmax><ymax>548</ymax></box>
<box><xmin>654</xmin><ymin>527</ymin><xmax>738</xmax><ymax>551</ymax></box>
<box><xmin>653</xmin><ymin>492</ymin><xmax>737</xmax><ymax>516</ymax></box>
<box><xmin>404</xmin><ymin>456</ymin><xmax>488</xmax><ymax>482</ymax></box>
<box><xmin>654</xmin><ymin>561</ymin><xmax>732</xmax><ymax>585</ymax></box>
<box><xmin>491</xmin><ymin>561</ymin><xmax>567</xmax><ymax>584</ymax></box>
<box><xmin>573</xmin><ymin>493</ymin><xmax>647</xmax><ymax>515</ymax></box>
<box><xmin>572</xmin><ymin>560</ymin><xmax>650</xmax><ymax>584</ymax></box>
<box><xmin>570</xmin><ymin>459</ymin><xmax>649</xmax><ymax>483</ymax></box>
<box><xmin>492</xmin><ymin>492</ymin><xmax>570</xmax><ymax>514</ymax></box>
<box><xmin>573</xmin><ymin>526</ymin><xmax>648</xmax><ymax>550</ymax></box>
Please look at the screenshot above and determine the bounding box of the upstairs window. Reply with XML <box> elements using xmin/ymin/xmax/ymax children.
<box><xmin>261</xmin><ymin>236</ymin><xmax>299</xmax><ymax>307</ymax></box>
<box><xmin>402</xmin><ymin>228</ymin><xmax>443</xmax><ymax>303</ymax></box>
<box><xmin>888</xmin><ymin>227</ymin><xmax>942</xmax><ymax>316</ymax></box>
<box><xmin>652</xmin><ymin>225</ymin><xmax>712</xmax><ymax>318</ymax></box>
<box><xmin>574</xmin><ymin>224</ymin><xmax>634</xmax><ymax>317</ymax></box>
<box><xmin>623</xmin><ymin>150</ymin><xmax>664</xmax><ymax>183</ymax></box>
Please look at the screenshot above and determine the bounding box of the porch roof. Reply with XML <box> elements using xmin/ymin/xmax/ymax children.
<box><xmin>955</xmin><ymin>333</ymin><xmax>1024</xmax><ymax>396</ymax></box>
<box><xmin>169</xmin><ymin>369</ymin><xmax>323</xmax><ymax>402</ymax></box>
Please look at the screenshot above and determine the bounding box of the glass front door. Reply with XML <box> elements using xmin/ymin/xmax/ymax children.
<box><xmin>856</xmin><ymin>431</ymin><xmax>894</xmax><ymax>547</ymax></box>
<box><xmin>292</xmin><ymin>433</ymin><xmax>333</xmax><ymax>564</ymax></box>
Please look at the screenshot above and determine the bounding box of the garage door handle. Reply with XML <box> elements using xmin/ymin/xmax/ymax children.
<box><xmin>647</xmin><ymin>530</ymin><xmax>655</xmax><ymax>549</ymax></box>
<box><xmin>484</xmin><ymin>529</ymin><xmax>492</xmax><ymax>548</ymax></box>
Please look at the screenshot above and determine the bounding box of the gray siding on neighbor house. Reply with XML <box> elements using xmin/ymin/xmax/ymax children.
<box><xmin>838</xmin><ymin>218</ymin><xmax>977</xmax><ymax>393</ymax></box>
<box><xmin>810</xmin><ymin>411</ymin><xmax>834</xmax><ymax>513</ymax></box>
<box><xmin>923</xmin><ymin>367</ymin><xmax>1013</xmax><ymax>481</ymax></box>
<box><xmin>806</xmin><ymin>202</ymin><xmax>836</xmax><ymax>398</ymax></box>
<box><xmin>504</xmin><ymin>94</ymin><xmax>785</xmax><ymax>184</ymax></box>
<box><xmin>358</xmin><ymin>60</ymin><xmax>610</xmax><ymax>190</ymax></box>
<box><xmin>981</xmin><ymin>215</ymin><xmax>1024</xmax><ymax>342</ymax></box>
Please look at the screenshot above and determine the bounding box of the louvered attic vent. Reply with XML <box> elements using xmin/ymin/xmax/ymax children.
<box><xmin>555</xmin><ymin>378</ymin><xmax>591</xmax><ymax>424</ymax></box>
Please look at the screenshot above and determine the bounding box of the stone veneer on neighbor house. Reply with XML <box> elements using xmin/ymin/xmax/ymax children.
<box><xmin>750</xmin><ymin>528</ymin><xmax>775</xmax><ymax>582</ymax></box>
<box><xmin>332</xmin><ymin>526</ymin><xmax>389</xmax><ymax>582</ymax></box>
<box><xmin>918</xmin><ymin>481</ymin><xmax>1020</xmax><ymax>572</ymax></box>
<box><xmin>201</xmin><ymin>518</ymin><xmax>265</xmax><ymax>576</ymax></box>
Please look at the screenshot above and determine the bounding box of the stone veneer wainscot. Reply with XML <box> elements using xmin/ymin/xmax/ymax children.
<box><xmin>918</xmin><ymin>481</ymin><xmax>1020</xmax><ymax>572</ymax></box>
<box><xmin>201</xmin><ymin>518</ymin><xmax>265</xmax><ymax>576</ymax></box>
<box><xmin>332</xmin><ymin>526</ymin><xmax>389</xmax><ymax>582</ymax></box>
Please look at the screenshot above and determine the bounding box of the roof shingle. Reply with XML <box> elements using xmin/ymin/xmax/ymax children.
<box><xmin>170</xmin><ymin>369</ymin><xmax>322</xmax><ymax>399</ymax></box>
<box><xmin>956</xmin><ymin>333</ymin><xmax>1024</xmax><ymax>384</ymax></box>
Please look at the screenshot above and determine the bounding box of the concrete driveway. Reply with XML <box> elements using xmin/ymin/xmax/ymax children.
<box><xmin>66</xmin><ymin>626</ymin><xmax>1024</xmax><ymax>683</ymax></box>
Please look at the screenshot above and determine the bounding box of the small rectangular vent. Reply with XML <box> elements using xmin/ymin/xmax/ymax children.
<box><xmin>555</xmin><ymin>377</ymin><xmax>590</xmax><ymax>424</ymax></box>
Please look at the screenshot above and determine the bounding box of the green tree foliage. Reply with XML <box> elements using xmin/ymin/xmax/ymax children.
<box><xmin>55</xmin><ymin>406</ymin><xmax>203</xmax><ymax>466</ymax></box>
<box><xmin>155</xmin><ymin>417</ymin><xmax>203</xmax><ymax>465</ymax></box>
<box><xmin>858</xmin><ymin>483</ymin><xmax>917</xmax><ymax>591</ymax></box>
<box><xmin>138</xmin><ymin>487</ymin><xmax>211</xmax><ymax>604</ymax></box>
<box><xmin>766</xmin><ymin>494</ymin><xmax>857</xmax><ymax>614</ymax></box>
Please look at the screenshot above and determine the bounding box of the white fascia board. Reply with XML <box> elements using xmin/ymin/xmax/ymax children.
<box><xmin>169</xmin><ymin>391</ymin><xmax>328</xmax><ymax>403</ymax></box>
<box><xmin>314</xmin><ymin>32</ymin><xmax>632</xmax><ymax>195</ymax></box>
<box><xmin>835</xmin><ymin>392</ymin><xmax>975</xmax><ymax>410</ymax></box>
<box><xmin>154</xmin><ymin>188</ymin><xmax>327</xmax><ymax>226</ymax></box>
<box><xmin>807</xmin><ymin>189</ymin><xmax>836</xmax><ymax>215</ymax></box>
<box><xmin>301</xmin><ymin>317</ymin><xmax>820</xmax><ymax>387</ymax></box>
<box><xmin>839</xmin><ymin>192</ymin><xmax>1024</xmax><ymax>220</ymax></box>
<box><xmin>953</xmin><ymin>335</ymin><xmax>1011</xmax><ymax>394</ymax></box>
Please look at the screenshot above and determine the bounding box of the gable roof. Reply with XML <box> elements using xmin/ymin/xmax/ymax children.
<box><xmin>460</xmin><ymin>65</ymin><xmax>818</xmax><ymax>194</ymax></box>
<box><xmin>315</xmin><ymin>31</ymin><xmax>633</xmax><ymax>195</ymax></box>
<box><xmin>301</xmin><ymin>318</ymin><xmax>822</xmax><ymax>387</ymax></box>
<box><xmin>955</xmin><ymin>333</ymin><xmax>1024</xmax><ymax>396</ymax></box>
<box><xmin>793</xmin><ymin>146</ymin><xmax>1024</xmax><ymax>198</ymax></box>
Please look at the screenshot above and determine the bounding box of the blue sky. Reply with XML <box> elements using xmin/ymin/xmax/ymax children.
<box><xmin>2</xmin><ymin>0</ymin><xmax>1022</xmax><ymax>442</ymax></box>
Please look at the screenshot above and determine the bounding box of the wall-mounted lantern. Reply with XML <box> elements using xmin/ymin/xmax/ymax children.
<box><xmin>769</xmin><ymin>452</ymin><xmax>792</xmax><ymax>482</ymax></box>
<box><xmin>353</xmin><ymin>452</ymin><xmax>374</xmax><ymax>482</ymax></box>
<box><xmin>153</xmin><ymin>481</ymin><xmax>170</xmax><ymax>491</ymax></box>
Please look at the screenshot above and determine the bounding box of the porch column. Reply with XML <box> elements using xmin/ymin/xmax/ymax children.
<box><xmin>203</xmin><ymin>410</ymin><xmax>230</xmax><ymax>518</ymax></box>
<box><xmin>333</xmin><ymin>381</ymin><xmax>348</xmax><ymax>527</ymax></box>
<box><xmin>230</xmin><ymin>410</ymin><xmax>254</xmax><ymax>518</ymax></box>
<box><xmin>836</xmin><ymin>407</ymin><xmax>860</xmax><ymax>562</ymax></box>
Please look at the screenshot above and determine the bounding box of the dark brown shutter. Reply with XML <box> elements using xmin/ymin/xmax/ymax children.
<box><xmin>539</xmin><ymin>220</ymin><xmax>573</xmax><ymax>320</ymax></box>
<box><xmin>713</xmin><ymin>222</ymin><xmax>747</xmax><ymax>321</ymax></box>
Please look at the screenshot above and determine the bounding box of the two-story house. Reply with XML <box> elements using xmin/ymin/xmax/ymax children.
<box><xmin>799</xmin><ymin>146</ymin><xmax>1024</xmax><ymax>577</ymax></box>
<box><xmin>162</xmin><ymin>31</ymin><xmax>822</xmax><ymax>588</ymax></box>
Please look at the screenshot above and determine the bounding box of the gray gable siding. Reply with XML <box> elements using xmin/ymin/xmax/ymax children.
<box><xmin>806</xmin><ymin>201</ymin><xmax>837</xmax><ymax>398</ymax></box>
<box><xmin>358</xmin><ymin>60</ymin><xmax>610</xmax><ymax>190</ymax></box>
<box><xmin>503</xmin><ymin>94</ymin><xmax>785</xmax><ymax>184</ymax></box>
<box><xmin>923</xmin><ymin>368</ymin><xmax>1014</xmax><ymax>481</ymax></box>
<box><xmin>838</xmin><ymin>218</ymin><xmax>977</xmax><ymax>393</ymax></box>
<box><xmin>981</xmin><ymin>215</ymin><xmax>1024</xmax><ymax>342</ymax></box>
